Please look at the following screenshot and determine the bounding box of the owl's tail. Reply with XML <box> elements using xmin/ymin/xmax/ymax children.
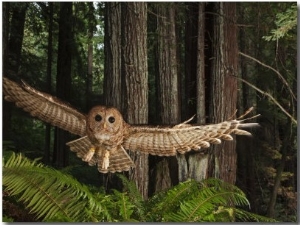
<box><xmin>67</xmin><ymin>136</ymin><xmax>135</xmax><ymax>173</ymax></box>
<box><xmin>98</xmin><ymin>145</ymin><xmax>135</xmax><ymax>173</ymax></box>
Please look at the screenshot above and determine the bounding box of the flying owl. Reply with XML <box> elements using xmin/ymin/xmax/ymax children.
<box><xmin>3</xmin><ymin>77</ymin><xmax>259</xmax><ymax>173</ymax></box>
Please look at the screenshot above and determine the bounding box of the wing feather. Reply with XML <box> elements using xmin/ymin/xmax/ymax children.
<box><xmin>3</xmin><ymin>77</ymin><xmax>86</xmax><ymax>136</ymax></box>
<box><xmin>67</xmin><ymin>136</ymin><xmax>92</xmax><ymax>161</ymax></box>
<box><xmin>123</xmin><ymin>118</ymin><xmax>258</xmax><ymax>156</ymax></box>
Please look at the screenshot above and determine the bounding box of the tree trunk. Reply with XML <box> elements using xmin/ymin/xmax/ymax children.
<box><xmin>121</xmin><ymin>2</ymin><xmax>149</xmax><ymax>199</ymax></box>
<box><xmin>7</xmin><ymin>3</ymin><xmax>28</xmax><ymax>78</ymax></box>
<box><xmin>153</xmin><ymin>2</ymin><xmax>180</xmax><ymax>193</ymax></box>
<box><xmin>184</xmin><ymin>3</ymin><xmax>198</xmax><ymax>120</ymax></box>
<box><xmin>196</xmin><ymin>2</ymin><xmax>206</xmax><ymax>125</ymax></box>
<box><xmin>86</xmin><ymin>2</ymin><xmax>95</xmax><ymax>110</ymax></box>
<box><xmin>267</xmin><ymin>119</ymin><xmax>292</xmax><ymax>218</ymax></box>
<box><xmin>177</xmin><ymin>2</ymin><xmax>199</xmax><ymax>183</ymax></box>
<box><xmin>3</xmin><ymin>2</ymin><xmax>11</xmax><ymax>141</ymax></box>
<box><xmin>266</xmin><ymin>37</ymin><xmax>296</xmax><ymax>218</ymax></box>
<box><xmin>184</xmin><ymin>2</ymin><xmax>207</xmax><ymax>182</ymax></box>
<box><xmin>102</xmin><ymin>2</ymin><xmax>124</xmax><ymax>192</ymax></box>
<box><xmin>44</xmin><ymin>2</ymin><xmax>54</xmax><ymax>164</ymax></box>
<box><xmin>236</xmin><ymin>2</ymin><xmax>259</xmax><ymax>212</ymax></box>
<box><xmin>2</xmin><ymin>2</ymin><xmax>10</xmax><ymax>76</ymax></box>
<box><xmin>53</xmin><ymin>2</ymin><xmax>73</xmax><ymax>168</ymax></box>
<box><xmin>104</xmin><ymin>2</ymin><xmax>122</xmax><ymax>109</ymax></box>
<box><xmin>3</xmin><ymin>3</ymin><xmax>28</xmax><ymax>141</ymax></box>
<box><xmin>208</xmin><ymin>2</ymin><xmax>238</xmax><ymax>184</ymax></box>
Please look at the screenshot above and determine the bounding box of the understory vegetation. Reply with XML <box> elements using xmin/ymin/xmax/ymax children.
<box><xmin>3</xmin><ymin>153</ymin><xmax>277</xmax><ymax>222</ymax></box>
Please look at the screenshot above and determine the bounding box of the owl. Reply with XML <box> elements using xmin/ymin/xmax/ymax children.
<box><xmin>3</xmin><ymin>77</ymin><xmax>259</xmax><ymax>173</ymax></box>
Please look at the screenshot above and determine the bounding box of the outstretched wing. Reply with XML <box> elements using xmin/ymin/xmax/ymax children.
<box><xmin>3</xmin><ymin>77</ymin><xmax>86</xmax><ymax>136</ymax></box>
<box><xmin>123</xmin><ymin>111</ymin><xmax>259</xmax><ymax>156</ymax></box>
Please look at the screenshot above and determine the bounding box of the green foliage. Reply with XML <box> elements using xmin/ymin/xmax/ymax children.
<box><xmin>238</xmin><ymin>3</ymin><xmax>296</xmax><ymax>221</ymax></box>
<box><xmin>9</xmin><ymin>114</ymin><xmax>47</xmax><ymax>158</ymax></box>
<box><xmin>116</xmin><ymin>173</ymin><xmax>146</xmax><ymax>220</ymax></box>
<box><xmin>148</xmin><ymin>179</ymin><xmax>275</xmax><ymax>222</ymax></box>
<box><xmin>110</xmin><ymin>190</ymin><xmax>137</xmax><ymax>221</ymax></box>
<box><xmin>3</xmin><ymin>153</ymin><xmax>277</xmax><ymax>222</ymax></box>
<box><xmin>3</xmin><ymin>153</ymin><xmax>107</xmax><ymax>222</ymax></box>
<box><xmin>263</xmin><ymin>4</ymin><xmax>297</xmax><ymax>41</ymax></box>
<box><xmin>165</xmin><ymin>179</ymin><xmax>247</xmax><ymax>221</ymax></box>
<box><xmin>3</xmin><ymin>216</ymin><xmax>14</xmax><ymax>222</ymax></box>
<box><xmin>147</xmin><ymin>179</ymin><xmax>199</xmax><ymax>220</ymax></box>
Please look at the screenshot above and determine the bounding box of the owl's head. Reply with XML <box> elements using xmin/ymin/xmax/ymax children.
<box><xmin>86</xmin><ymin>106</ymin><xmax>126</xmax><ymax>146</ymax></box>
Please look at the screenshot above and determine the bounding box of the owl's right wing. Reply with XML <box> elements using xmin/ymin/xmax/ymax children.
<box><xmin>3</xmin><ymin>77</ymin><xmax>86</xmax><ymax>136</ymax></box>
<box><xmin>123</xmin><ymin>112</ymin><xmax>259</xmax><ymax>156</ymax></box>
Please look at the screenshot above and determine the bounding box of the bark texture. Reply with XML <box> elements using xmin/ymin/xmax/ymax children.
<box><xmin>209</xmin><ymin>2</ymin><xmax>238</xmax><ymax>184</ymax></box>
<box><xmin>121</xmin><ymin>2</ymin><xmax>149</xmax><ymax>199</ymax></box>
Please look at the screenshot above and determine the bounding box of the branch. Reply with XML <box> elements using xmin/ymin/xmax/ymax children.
<box><xmin>237</xmin><ymin>77</ymin><xmax>297</xmax><ymax>125</ymax></box>
<box><xmin>239</xmin><ymin>51</ymin><xmax>296</xmax><ymax>101</ymax></box>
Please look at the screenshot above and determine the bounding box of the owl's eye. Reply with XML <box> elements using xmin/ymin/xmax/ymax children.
<box><xmin>95</xmin><ymin>114</ymin><xmax>102</xmax><ymax>122</ymax></box>
<box><xmin>108</xmin><ymin>116</ymin><xmax>115</xmax><ymax>123</ymax></box>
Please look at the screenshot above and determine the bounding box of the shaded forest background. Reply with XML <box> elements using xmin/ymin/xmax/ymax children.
<box><xmin>2</xmin><ymin>2</ymin><xmax>297</xmax><ymax>222</ymax></box>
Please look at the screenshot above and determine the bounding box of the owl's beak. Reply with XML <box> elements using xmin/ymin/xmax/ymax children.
<box><xmin>103</xmin><ymin>122</ymin><xmax>107</xmax><ymax>129</ymax></box>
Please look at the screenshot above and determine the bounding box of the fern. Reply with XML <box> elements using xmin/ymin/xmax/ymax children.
<box><xmin>111</xmin><ymin>189</ymin><xmax>137</xmax><ymax>221</ymax></box>
<box><xmin>162</xmin><ymin>179</ymin><xmax>276</xmax><ymax>222</ymax></box>
<box><xmin>3</xmin><ymin>153</ymin><xmax>277</xmax><ymax>222</ymax></box>
<box><xmin>234</xmin><ymin>208</ymin><xmax>277</xmax><ymax>222</ymax></box>
<box><xmin>3</xmin><ymin>153</ymin><xmax>108</xmax><ymax>222</ymax></box>
<box><xmin>146</xmin><ymin>179</ymin><xmax>199</xmax><ymax>221</ymax></box>
<box><xmin>116</xmin><ymin>174</ymin><xmax>146</xmax><ymax>221</ymax></box>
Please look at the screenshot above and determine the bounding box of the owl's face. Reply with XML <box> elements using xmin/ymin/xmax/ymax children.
<box><xmin>86</xmin><ymin>106</ymin><xmax>125</xmax><ymax>146</ymax></box>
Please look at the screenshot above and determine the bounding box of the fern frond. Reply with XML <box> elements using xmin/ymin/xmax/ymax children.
<box><xmin>3</xmin><ymin>153</ymin><xmax>109</xmax><ymax>222</ymax></box>
<box><xmin>234</xmin><ymin>208</ymin><xmax>278</xmax><ymax>222</ymax></box>
<box><xmin>111</xmin><ymin>189</ymin><xmax>137</xmax><ymax>222</ymax></box>
<box><xmin>164</xmin><ymin>178</ymin><xmax>250</xmax><ymax>222</ymax></box>
<box><xmin>116</xmin><ymin>174</ymin><xmax>146</xmax><ymax>221</ymax></box>
<box><xmin>156</xmin><ymin>179</ymin><xmax>199</xmax><ymax>213</ymax></box>
<box><xmin>143</xmin><ymin>179</ymin><xmax>199</xmax><ymax>221</ymax></box>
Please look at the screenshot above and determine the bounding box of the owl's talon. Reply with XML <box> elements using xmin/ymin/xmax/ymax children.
<box><xmin>102</xmin><ymin>150</ymin><xmax>110</xmax><ymax>170</ymax></box>
<box><xmin>83</xmin><ymin>147</ymin><xmax>96</xmax><ymax>162</ymax></box>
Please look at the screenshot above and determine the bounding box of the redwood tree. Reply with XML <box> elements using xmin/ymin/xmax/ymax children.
<box><xmin>86</xmin><ymin>2</ymin><xmax>95</xmax><ymax>110</ymax></box>
<box><xmin>104</xmin><ymin>2</ymin><xmax>122</xmax><ymax>108</ymax></box>
<box><xmin>153</xmin><ymin>2</ymin><xmax>180</xmax><ymax>193</ymax></box>
<box><xmin>121</xmin><ymin>2</ymin><xmax>149</xmax><ymax>199</ymax></box>
<box><xmin>44</xmin><ymin>2</ymin><xmax>54</xmax><ymax>163</ymax></box>
<box><xmin>178</xmin><ymin>2</ymin><xmax>239</xmax><ymax>184</ymax></box>
<box><xmin>207</xmin><ymin>2</ymin><xmax>238</xmax><ymax>184</ymax></box>
<box><xmin>3</xmin><ymin>3</ymin><xmax>28</xmax><ymax>141</ymax></box>
<box><xmin>183</xmin><ymin>2</ymin><xmax>207</xmax><ymax>182</ymax></box>
<box><xmin>53</xmin><ymin>2</ymin><xmax>73</xmax><ymax>168</ymax></box>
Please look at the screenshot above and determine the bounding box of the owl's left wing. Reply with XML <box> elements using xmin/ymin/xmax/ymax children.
<box><xmin>3</xmin><ymin>77</ymin><xmax>86</xmax><ymax>136</ymax></box>
<box><xmin>123</xmin><ymin>114</ymin><xmax>259</xmax><ymax>156</ymax></box>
